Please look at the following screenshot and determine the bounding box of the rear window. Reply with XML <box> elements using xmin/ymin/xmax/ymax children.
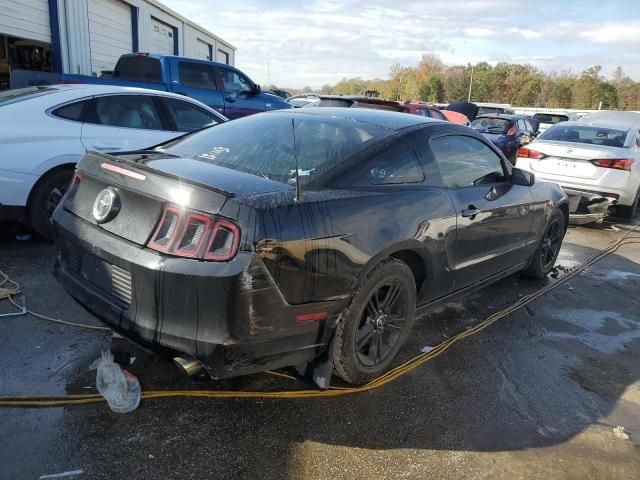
<box><xmin>470</xmin><ymin>117</ymin><xmax>512</xmax><ymax>134</ymax></box>
<box><xmin>539</xmin><ymin>125</ymin><xmax>628</xmax><ymax>147</ymax></box>
<box><xmin>477</xmin><ymin>107</ymin><xmax>513</xmax><ymax>116</ymax></box>
<box><xmin>0</xmin><ymin>86</ymin><xmax>56</xmax><ymax>107</ymax></box>
<box><xmin>532</xmin><ymin>113</ymin><xmax>569</xmax><ymax>124</ymax></box>
<box><xmin>316</xmin><ymin>99</ymin><xmax>355</xmax><ymax>108</ymax></box>
<box><xmin>113</xmin><ymin>57</ymin><xmax>162</xmax><ymax>82</ymax></box>
<box><xmin>159</xmin><ymin>113</ymin><xmax>392</xmax><ymax>185</ymax></box>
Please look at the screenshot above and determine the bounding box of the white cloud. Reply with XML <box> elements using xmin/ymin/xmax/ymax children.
<box><xmin>161</xmin><ymin>0</ymin><xmax>640</xmax><ymax>86</ymax></box>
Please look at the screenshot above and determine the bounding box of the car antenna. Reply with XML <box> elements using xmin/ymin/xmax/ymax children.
<box><xmin>291</xmin><ymin>117</ymin><xmax>303</xmax><ymax>204</ymax></box>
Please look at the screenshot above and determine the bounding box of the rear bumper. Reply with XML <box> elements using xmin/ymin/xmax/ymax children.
<box><xmin>52</xmin><ymin>208</ymin><xmax>346</xmax><ymax>379</ymax></box>
<box><xmin>515</xmin><ymin>160</ymin><xmax>638</xmax><ymax>206</ymax></box>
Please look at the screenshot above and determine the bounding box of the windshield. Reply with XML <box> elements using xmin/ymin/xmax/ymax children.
<box><xmin>158</xmin><ymin>113</ymin><xmax>392</xmax><ymax>184</ymax></box>
<box><xmin>0</xmin><ymin>86</ymin><xmax>57</xmax><ymax>107</ymax></box>
<box><xmin>539</xmin><ymin>125</ymin><xmax>628</xmax><ymax>147</ymax></box>
<box><xmin>533</xmin><ymin>113</ymin><xmax>569</xmax><ymax>124</ymax></box>
<box><xmin>470</xmin><ymin>117</ymin><xmax>512</xmax><ymax>133</ymax></box>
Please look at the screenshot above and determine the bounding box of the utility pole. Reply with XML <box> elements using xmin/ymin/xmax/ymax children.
<box><xmin>267</xmin><ymin>60</ymin><xmax>271</xmax><ymax>87</ymax></box>
<box><xmin>397</xmin><ymin>71</ymin><xmax>404</xmax><ymax>101</ymax></box>
<box><xmin>467</xmin><ymin>65</ymin><xmax>474</xmax><ymax>102</ymax></box>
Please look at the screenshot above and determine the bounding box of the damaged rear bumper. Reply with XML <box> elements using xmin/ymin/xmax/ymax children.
<box><xmin>563</xmin><ymin>188</ymin><xmax>613</xmax><ymax>225</ymax></box>
<box><xmin>52</xmin><ymin>210</ymin><xmax>347</xmax><ymax>380</ymax></box>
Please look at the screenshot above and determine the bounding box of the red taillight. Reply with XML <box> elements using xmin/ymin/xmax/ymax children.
<box><xmin>175</xmin><ymin>213</ymin><xmax>211</xmax><ymax>257</ymax></box>
<box><xmin>148</xmin><ymin>206</ymin><xmax>183</xmax><ymax>253</ymax></box>
<box><xmin>590</xmin><ymin>158</ymin><xmax>634</xmax><ymax>171</ymax></box>
<box><xmin>204</xmin><ymin>219</ymin><xmax>240</xmax><ymax>261</ymax></box>
<box><xmin>147</xmin><ymin>206</ymin><xmax>240</xmax><ymax>261</ymax></box>
<box><xmin>58</xmin><ymin>80</ymin><xmax>82</xmax><ymax>84</ymax></box>
<box><xmin>518</xmin><ymin>147</ymin><xmax>546</xmax><ymax>159</ymax></box>
<box><xmin>507</xmin><ymin>124</ymin><xmax>517</xmax><ymax>135</ymax></box>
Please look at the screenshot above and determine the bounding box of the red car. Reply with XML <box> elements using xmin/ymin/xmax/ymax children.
<box><xmin>401</xmin><ymin>102</ymin><xmax>448</xmax><ymax>121</ymax></box>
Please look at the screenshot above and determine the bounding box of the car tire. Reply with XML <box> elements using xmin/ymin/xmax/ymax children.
<box><xmin>522</xmin><ymin>209</ymin><xmax>566</xmax><ymax>279</ymax></box>
<box><xmin>615</xmin><ymin>188</ymin><xmax>639</xmax><ymax>221</ymax></box>
<box><xmin>332</xmin><ymin>258</ymin><xmax>416</xmax><ymax>385</ymax></box>
<box><xmin>29</xmin><ymin>168</ymin><xmax>74</xmax><ymax>239</ymax></box>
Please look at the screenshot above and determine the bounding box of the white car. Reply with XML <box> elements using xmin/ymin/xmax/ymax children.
<box><xmin>531</xmin><ymin>112</ymin><xmax>579</xmax><ymax>134</ymax></box>
<box><xmin>0</xmin><ymin>85</ymin><xmax>226</xmax><ymax>237</ymax></box>
<box><xmin>516</xmin><ymin>121</ymin><xmax>640</xmax><ymax>221</ymax></box>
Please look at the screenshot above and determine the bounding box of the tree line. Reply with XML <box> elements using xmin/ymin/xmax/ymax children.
<box><xmin>292</xmin><ymin>54</ymin><xmax>640</xmax><ymax>110</ymax></box>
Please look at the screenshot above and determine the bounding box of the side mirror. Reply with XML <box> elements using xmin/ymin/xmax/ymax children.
<box><xmin>225</xmin><ymin>92</ymin><xmax>238</xmax><ymax>103</ymax></box>
<box><xmin>512</xmin><ymin>167</ymin><xmax>535</xmax><ymax>187</ymax></box>
<box><xmin>252</xmin><ymin>84</ymin><xmax>261</xmax><ymax>95</ymax></box>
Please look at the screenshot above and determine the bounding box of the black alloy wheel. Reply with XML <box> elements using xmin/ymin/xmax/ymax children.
<box><xmin>333</xmin><ymin>258</ymin><xmax>416</xmax><ymax>385</ymax></box>
<box><xmin>522</xmin><ymin>209</ymin><xmax>566</xmax><ymax>279</ymax></box>
<box><xmin>356</xmin><ymin>281</ymin><xmax>408</xmax><ymax>367</ymax></box>
<box><xmin>540</xmin><ymin>216</ymin><xmax>563</xmax><ymax>271</ymax></box>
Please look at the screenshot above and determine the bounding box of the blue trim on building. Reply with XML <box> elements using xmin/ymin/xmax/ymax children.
<box><xmin>130</xmin><ymin>5</ymin><xmax>139</xmax><ymax>52</ymax></box>
<box><xmin>172</xmin><ymin>26</ymin><xmax>179</xmax><ymax>55</ymax></box>
<box><xmin>47</xmin><ymin>0</ymin><xmax>63</xmax><ymax>72</ymax></box>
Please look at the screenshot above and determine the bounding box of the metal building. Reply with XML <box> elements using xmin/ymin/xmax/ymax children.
<box><xmin>0</xmin><ymin>0</ymin><xmax>236</xmax><ymax>89</ymax></box>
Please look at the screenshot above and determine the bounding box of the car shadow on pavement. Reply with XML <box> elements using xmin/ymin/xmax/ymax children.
<box><xmin>1</xmin><ymin>223</ymin><xmax>639</xmax><ymax>479</ymax></box>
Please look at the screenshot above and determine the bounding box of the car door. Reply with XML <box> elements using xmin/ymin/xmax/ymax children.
<box><xmin>169</xmin><ymin>59</ymin><xmax>226</xmax><ymax>116</ymax></box>
<box><xmin>81</xmin><ymin>94</ymin><xmax>176</xmax><ymax>152</ymax></box>
<box><xmin>429</xmin><ymin>133</ymin><xmax>536</xmax><ymax>289</ymax></box>
<box><xmin>214</xmin><ymin>66</ymin><xmax>265</xmax><ymax>119</ymax></box>
<box><xmin>157</xmin><ymin>97</ymin><xmax>225</xmax><ymax>133</ymax></box>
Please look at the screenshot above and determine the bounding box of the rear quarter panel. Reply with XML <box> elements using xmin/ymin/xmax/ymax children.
<box><xmin>229</xmin><ymin>187</ymin><xmax>457</xmax><ymax>306</ymax></box>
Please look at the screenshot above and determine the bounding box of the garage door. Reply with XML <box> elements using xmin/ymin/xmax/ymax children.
<box><xmin>88</xmin><ymin>0</ymin><xmax>132</xmax><ymax>75</ymax></box>
<box><xmin>151</xmin><ymin>17</ymin><xmax>175</xmax><ymax>55</ymax></box>
<box><xmin>0</xmin><ymin>0</ymin><xmax>51</xmax><ymax>43</ymax></box>
<box><xmin>196</xmin><ymin>39</ymin><xmax>211</xmax><ymax>60</ymax></box>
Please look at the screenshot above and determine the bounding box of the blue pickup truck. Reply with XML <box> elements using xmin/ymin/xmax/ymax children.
<box><xmin>56</xmin><ymin>53</ymin><xmax>291</xmax><ymax>119</ymax></box>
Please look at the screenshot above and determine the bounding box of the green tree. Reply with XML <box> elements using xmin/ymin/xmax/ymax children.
<box><xmin>418</xmin><ymin>75</ymin><xmax>445</xmax><ymax>102</ymax></box>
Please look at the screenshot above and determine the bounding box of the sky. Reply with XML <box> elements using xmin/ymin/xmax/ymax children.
<box><xmin>162</xmin><ymin>0</ymin><xmax>640</xmax><ymax>88</ymax></box>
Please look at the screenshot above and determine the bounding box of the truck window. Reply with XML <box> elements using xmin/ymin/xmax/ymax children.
<box><xmin>216</xmin><ymin>68</ymin><xmax>252</xmax><ymax>94</ymax></box>
<box><xmin>113</xmin><ymin>57</ymin><xmax>162</xmax><ymax>82</ymax></box>
<box><xmin>178</xmin><ymin>62</ymin><xmax>217</xmax><ymax>90</ymax></box>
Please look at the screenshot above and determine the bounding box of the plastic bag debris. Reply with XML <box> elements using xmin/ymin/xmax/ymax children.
<box><xmin>90</xmin><ymin>350</ymin><xmax>141</xmax><ymax>413</ymax></box>
<box><xmin>420</xmin><ymin>345</ymin><xmax>434</xmax><ymax>353</ymax></box>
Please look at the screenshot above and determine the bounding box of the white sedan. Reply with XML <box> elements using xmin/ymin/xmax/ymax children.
<box><xmin>0</xmin><ymin>85</ymin><xmax>226</xmax><ymax>237</ymax></box>
<box><xmin>516</xmin><ymin>121</ymin><xmax>640</xmax><ymax>221</ymax></box>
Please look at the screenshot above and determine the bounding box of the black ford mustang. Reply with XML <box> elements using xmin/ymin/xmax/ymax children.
<box><xmin>52</xmin><ymin>108</ymin><xmax>568</xmax><ymax>387</ymax></box>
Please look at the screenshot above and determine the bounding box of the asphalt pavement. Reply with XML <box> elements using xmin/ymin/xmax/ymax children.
<box><xmin>1</xmin><ymin>220</ymin><xmax>639</xmax><ymax>480</ymax></box>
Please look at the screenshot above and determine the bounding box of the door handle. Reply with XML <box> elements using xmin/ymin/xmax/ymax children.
<box><xmin>461</xmin><ymin>206</ymin><xmax>481</xmax><ymax>218</ymax></box>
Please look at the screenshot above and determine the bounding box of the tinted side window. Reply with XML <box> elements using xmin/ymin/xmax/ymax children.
<box><xmin>367</xmin><ymin>147</ymin><xmax>424</xmax><ymax>185</ymax></box>
<box><xmin>114</xmin><ymin>57</ymin><xmax>162</xmax><ymax>82</ymax></box>
<box><xmin>217</xmin><ymin>68</ymin><xmax>252</xmax><ymax>93</ymax></box>
<box><xmin>178</xmin><ymin>62</ymin><xmax>217</xmax><ymax>90</ymax></box>
<box><xmin>517</xmin><ymin>119</ymin><xmax>527</xmax><ymax>131</ymax></box>
<box><xmin>87</xmin><ymin>95</ymin><xmax>163</xmax><ymax>130</ymax></box>
<box><xmin>430</xmin><ymin>135</ymin><xmax>505</xmax><ymax>188</ymax></box>
<box><xmin>414</xmin><ymin>108</ymin><xmax>430</xmax><ymax>117</ymax></box>
<box><xmin>51</xmin><ymin>100</ymin><xmax>90</xmax><ymax>122</ymax></box>
<box><xmin>524</xmin><ymin>120</ymin><xmax>534</xmax><ymax>133</ymax></box>
<box><xmin>161</xmin><ymin>98</ymin><xmax>222</xmax><ymax>132</ymax></box>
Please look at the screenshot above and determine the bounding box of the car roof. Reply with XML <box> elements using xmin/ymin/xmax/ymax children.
<box><xmin>269</xmin><ymin>107</ymin><xmax>438</xmax><ymax>130</ymax></box>
<box><xmin>544</xmin><ymin>120</ymin><xmax>632</xmax><ymax>132</ymax></box>
<box><xmin>475</xmin><ymin>113</ymin><xmax>525</xmax><ymax>121</ymax></box>
<box><xmin>41</xmin><ymin>84</ymin><xmax>221</xmax><ymax>111</ymax></box>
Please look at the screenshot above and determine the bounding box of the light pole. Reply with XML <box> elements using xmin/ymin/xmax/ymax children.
<box><xmin>467</xmin><ymin>65</ymin><xmax>474</xmax><ymax>102</ymax></box>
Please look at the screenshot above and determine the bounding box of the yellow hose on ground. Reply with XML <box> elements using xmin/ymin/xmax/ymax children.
<box><xmin>0</xmin><ymin>225</ymin><xmax>638</xmax><ymax>406</ymax></box>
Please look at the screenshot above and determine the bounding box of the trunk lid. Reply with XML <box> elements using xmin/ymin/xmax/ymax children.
<box><xmin>524</xmin><ymin>141</ymin><xmax>631</xmax><ymax>180</ymax></box>
<box><xmin>64</xmin><ymin>151</ymin><xmax>290</xmax><ymax>246</ymax></box>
